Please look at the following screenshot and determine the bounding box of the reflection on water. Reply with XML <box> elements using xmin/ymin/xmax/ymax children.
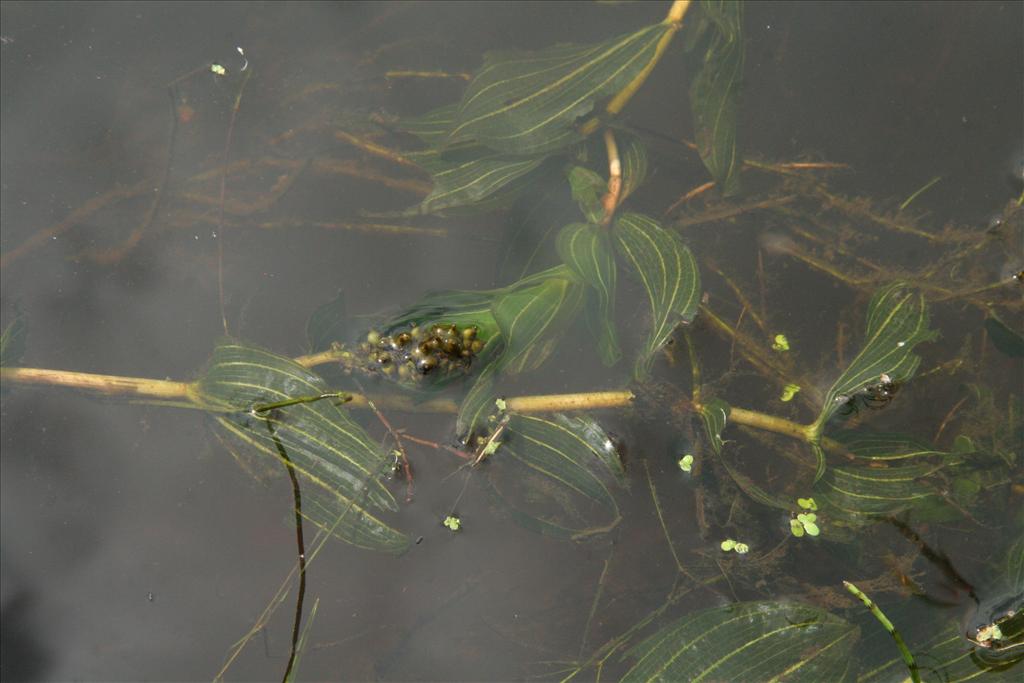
<box><xmin>1</xmin><ymin>2</ymin><xmax>1021</xmax><ymax>681</ymax></box>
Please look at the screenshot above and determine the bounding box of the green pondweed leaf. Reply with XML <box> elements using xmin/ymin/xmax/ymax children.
<box><xmin>701</xmin><ymin>397</ymin><xmax>792</xmax><ymax>507</ymax></box>
<box><xmin>567</xmin><ymin>166</ymin><xmax>606</xmax><ymax>224</ymax></box>
<box><xmin>380</xmin><ymin>265</ymin><xmax>585</xmax><ymax>383</ymax></box>
<box><xmin>396</xmin><ymin>103</ymin><xmax>458</xmax><ymax>147</ymax></box>
<box><xmin>306</xmin><ymin>290</ymin><xmax>348</xmax><ymax>353</ymax></box>
<box><xmin>195</xmin><ymin>342</ymin><xmax>409</xmax><ymax>553</ymax></box>
<box><xmin>614</xmin><ymin>213</ymin><xmax>700</xmax><ymax>377</ymax></box>
<box><xmin>688</xmin><ymin>0</ymin><xmax>744</xmax><ymax>196</ymax></box>
<box><xmin>568</xmin><ymin>132</ymin><xmax>648</xmax><ymax>221</ymax></box>
<box><xmin>404</xmin><ymin>145</ymin><xmax>548</xmax><ymax>215</ymax></box>
<box><xmin>383</xmin><ymin>289</ymin><xmax>501</xmax><ymax>344</ymax></box>
<box><xmin>455</xmin><ymin>362</ymin><xmax>499</xmax><ymax>441</ymax></box>
<box><xmin>826</xmin><ymin>429</ymin><xmax>956</xmax><ymax>462</ymax></box>
<box><xmin>618</xmin><ymin>132</ymin><xmax>649</xmax><ymax>203</ymax></box>
<box><xmin>621</xmin><ymin>600</ymin><xmax>859</xmax><ymax>682</ymax></box>
<box><xmin>492</xmin><ymin>269</ymin><xmax>584</xmax><ymax>374</ymax></box>
<box><xmin>700</xmin><ymin>397</ymin><xmax>730</xmax><ymax>455</ymax></box>
<box><xmin>445</xmin><ymin>22</ymin><xmax>676</xmax><ymax>155</ymax></box>
<box><xmin>557</xmin><ymin>412</ymin><xmax>625</xmax><ymax>477</ymax></box>
<box><xmin>1</xmin><ymin>311</ymin><xmax>27</xmax><ymax>367</ymax></box>
<box><xmin>556</xmin><ymin>222</ymin><xmax>621</xmax><ymax>365</ymax></box>
<box><xmin>486</xmin><ymin>413</ymin><xmax>623</xmax><ymax>539</ymax></box>
<box><xmin>984</xmin><ymin>311</ymin><xmax>1024</xmax><ymax>358</ymax></box>
<box><xmin>856</xmin><ymin>614</ymin><xmax>1021</xmax><ymax>683</ymax></box>
<box><xmin>814</xmin><ymin>429</ymin><xmax>971</xmax><ymax>526</ymax></box>
<box><xmin>399</xmin><ymin>105</ymin><xmax>552</xmax><ymax>214</ymax></box>
<box><xmin>810</xmin><ymin>441</ymin><xmax>827</xmax><ymax>484</ymax></box>
<box><xmin>356</xmin><ymin>294</ymin><xmax>505</xmax><ymax>395</ymax></box>
<box><xmin>814</xmin><ymin>282</ymin><xmax>937</xmax><ymax>430</ymax></box>
<box><xmin>680</xmin><ymin>0</ymin><xmax>714</xmax><ymax>53</ymax></box>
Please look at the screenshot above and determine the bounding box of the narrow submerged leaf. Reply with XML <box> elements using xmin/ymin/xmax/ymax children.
<box><xmin>488</xmin><ymin>413</ymin><xmax>623</xmax><ymax>539</ymax></box>
<box><xmin>815</xmin><ymin>283</ymin><xmax>937</xmax><ymax>429</ymax></box>
<box><xmin>396</xmin><ymin>103</ymin><xmax>459</xmax><ymax>147</ymax></box>
<box><xmin>0</xmin><ymin>311</ymin><xmax>27</xmax><ymax>367</ymax></box>
<box><xmin>306</xmin><ymin>290</ymin><xmax>348</xmax><ymax>353</ymax></box>
<box><xmin>405</xmin><ymin>145</ymin><xmax>547</xmax><ymax>215</ymax></box>
<box><xmin>680</xmin><ymin>1</ymin><xmax>714</xmax><ymax>53</ymax></box>
<box><xmin>567</xmin><ymin>166</ymin><xmax>606</xmax><ymax>224</ymax></box>
<box><xmin>492</xmin><ymin>272</ymin><xmax>583</xmax><ymax>374</ymax></box>
<box><xmin>621</xmin><ymin>600</ymin><xmax>859</xmax><ymax>682</ymax></box>
<box><xmin>195</xmin><ymin>342</ymin><xmax>408</xmax><ymax>553</ymax></box>
<box><xmin>614</xmin><ymin>213</ymin><xmax>700</xmax><ymax>377</ymax></box>
<box><xmin>447</xmin><ymin>22</ymin><xmax>675</xmax><ymax>155</ymax></box>
<box><xmin>700</xmin><ymin>398</ymin><xmax>730</xmax><ymax>455</ymax></box>
<box><xmin>701</xmin><ymin>397</ymin><xmax>789</xmax><ymax>506</ymax></box>
<box><xmin>688</xmin><ymin>0</ymin><xmax>744</xmax><ymax>196</ymax></box>
<box><xmin>557</xmin><ymin>222</ymin><xmax>621</xmax><ymax>365</ymax></box>
<box><xmin>618</xmin><ymin>132</ymin><xmax>649</xmax><ymax>203</ymax></box>
<box><xmin>828</xmin><ymin>429</ymin><xmax>957</xmax><ymax>462</ymax></box>
<box><xmin>810</xmin><ymin>441</ymin><xmax>827</xmax><ymax>485</ymax></box>
<box><xmin>456</xmin><ymin>363</ymin><xmax>498</xmax><ymax>441</ymax></box>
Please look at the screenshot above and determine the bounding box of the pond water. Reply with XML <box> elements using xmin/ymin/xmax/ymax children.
<box><xmin>1</xmin><ymin>2</ymin><xmax>1021</xmax><ymax>681</ymax></box>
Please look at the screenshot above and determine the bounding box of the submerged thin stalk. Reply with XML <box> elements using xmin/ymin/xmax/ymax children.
<box><xmin>251</xmin><ymin>392</ymin><xmax>351</xmax><ymax>413</ymax></box>
<box><xmin>844</xmin><ymin>580</ymin><xmax>921</xmax><ymax>683</ymax></box>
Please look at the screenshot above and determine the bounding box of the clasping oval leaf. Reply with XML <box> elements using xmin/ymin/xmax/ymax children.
<box><xmin>614</xmin><ymin>213</ymin><xmax>701</xmax><ymax>377</ymax></box>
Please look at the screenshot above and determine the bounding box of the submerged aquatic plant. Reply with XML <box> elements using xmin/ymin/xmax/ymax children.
<box><xmin>2</xmin><ymin>0</ymin><xmax>1021</xmax><ymax>680</ymax></box>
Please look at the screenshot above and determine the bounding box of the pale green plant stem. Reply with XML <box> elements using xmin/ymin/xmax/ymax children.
<box><xmin>844</xmin><ymin>580</ymin><xmax>921</xmax><ymax>683</ymax></box>
<box><xmin>7</xmin><ymin>358</ymin><xmax>850</xmax><ymax>504</ymax></box>
<box><xmin>2</xmin><ymin>366</ymin><xmax>822</xmax><ymax>445</ymax></box>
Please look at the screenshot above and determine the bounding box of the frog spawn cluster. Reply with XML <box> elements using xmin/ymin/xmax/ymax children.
<box><xmin>358</xmin><ymin>324</ymin><xmax>484</xmax><ymax>381</ymax></box>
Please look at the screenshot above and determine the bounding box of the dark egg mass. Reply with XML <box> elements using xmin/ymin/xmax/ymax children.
<box><xmin>355</xmin><ymin>323</ymin><xmax>484</xmax><ymax>382</ymax></box>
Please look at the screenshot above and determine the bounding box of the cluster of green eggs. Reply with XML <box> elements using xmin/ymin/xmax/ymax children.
<box><xmin>358</xmin><ymin>323</ymin><xmax>484</xmax><ymax>381</ymax></box>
